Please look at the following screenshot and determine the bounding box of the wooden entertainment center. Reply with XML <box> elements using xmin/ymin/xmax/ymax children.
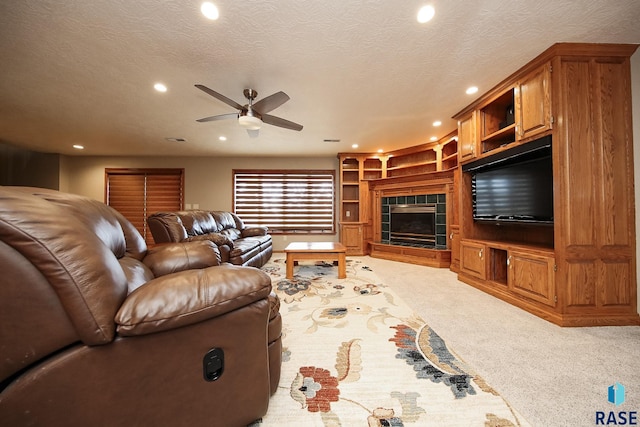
<box><xmin>339</xmin><ymin>43</ymin><xmax>639</xmax><ymax>326</ymax></box>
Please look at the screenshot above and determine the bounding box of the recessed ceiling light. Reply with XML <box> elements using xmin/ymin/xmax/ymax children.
<box><xmin>417</xmin><ymin>5</ymin><xmax>435</xmax><ymax>23</ymax></box>
<box><xmin>377</xmin><ymin>149</ymin><xmax>384</xmax><ymax>153</ymax></box>
<box><xmin>352</xmin><ymin>144</ymin><xmax>359</xmax><ymax>149</ymax></box>
<box><xmin>219</xmin><ymin>136</ymin><xmax>227</xmax><ymax>141</ymax></box>
<box><xmin>154</xmin><ymin>83</ymin><xmax>167</xmax><ymax>92</ymax></box>
<box><xmin>466</xmin><ymin>86</ymin><xmax>478</xmax><ymax>95</ymax></box>
<box><xmin>430</xmin><ymin>136</ymin><xmax>438</xmax><ymax>141</ymax></box>
<box><xmin>432</xmin><ymin>120</ymin><xmax>442</xmax><ymax>127</ymax></box>
<box><xmin>73</xmin><ymin>144</ymin><xmax>84</xmax><ymax>150</ymax></box>
<box><xmin>201</xmin><ymin>2</ymin><xmax>219</xmax><ymax>20</ymax></box>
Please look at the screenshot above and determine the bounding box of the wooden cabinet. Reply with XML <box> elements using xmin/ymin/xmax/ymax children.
<box><xmin>456</xmin><ymin>63</ymin><xmax>552</xmax><ymax>164</ymax></box>
<box><xmin>449</xmin><ymin>226</ymin><xmax>460</xmax><ymax>272</ymax></box>
<box><xmin>461</xmin><ymin>239</ymin><xmax>556</xmax><ymax>308</ymax></box>
<box><xmin>452</xmin><ymin>43</ymin><xmax>639</xmax><ymax>326</ymax></box>
<box><xmin>457</xmin><ymin>112</ymin><xmax>477</xmax><ymax>162</ymax></box>
<box><xmin>508</xmin><ymin>249</ymin><xmax>556</xmax><ymax>307</ymax></box>
<box><xmin>340</xmin><ymin>223</ymin><xmax>364</xmax><ymax>255</ymax></box>
<box><xmin>516</xmin><ymin>62</ymin><xmax>552</xmax><ymax>140</ymax></box>
<box><xmin>460</xmin><ymin>240</ymin><xmax>486</xmax><ymax>280</ymax></box>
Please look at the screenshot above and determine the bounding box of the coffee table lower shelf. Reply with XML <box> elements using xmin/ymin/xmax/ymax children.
<box><xmin>284</xmin><ymin>242</ymin><xmax>347</xmax><ymax>279</ymax></box>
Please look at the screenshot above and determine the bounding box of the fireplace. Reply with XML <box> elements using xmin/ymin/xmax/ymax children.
<box><xmin>381</xmin><ymin>194</ymin><xmax>447</xmax><ymax>249</ymax></box>
<box><xmin>390</xmin><ymin>205</ymin><xmax>436</xmax><ymax>246</ymax></box>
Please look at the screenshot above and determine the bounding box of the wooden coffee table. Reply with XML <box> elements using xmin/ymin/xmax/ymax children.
<box><xmin>284</xmin><ymin>242</ymin><xmax>347</xmax><ymax>279</ymax></box>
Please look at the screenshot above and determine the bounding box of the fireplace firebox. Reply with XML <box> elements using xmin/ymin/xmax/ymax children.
<box><xmin>381</xmin><ymin>193</ymin><xmax>447</xmax><ymax>248</ymax></box>
<box><xmin>390</xmin><ymin>205</ymin><xmax>436</xmax><ymax>246</ymax></box>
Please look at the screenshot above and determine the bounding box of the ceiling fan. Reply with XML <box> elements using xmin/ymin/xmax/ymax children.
<box><xmin>195</xmin><ymin>85</ymin><xmax>303</xmax><ymax>138</ymax></box>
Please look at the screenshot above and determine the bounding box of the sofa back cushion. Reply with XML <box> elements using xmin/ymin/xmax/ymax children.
<box><xmin>0</xmin><ymin>187</ymin><xmax>130</xmax><ymax>355</ymax></box>
<box><xmin>211</xmin><ymin>211</ymin><xmax>237</xmax><ymax>231</ymax></box>
<box><xmin>178</xmin><ymin>211</ymin><xmax>218</xmax><ymax>236</ymax></box>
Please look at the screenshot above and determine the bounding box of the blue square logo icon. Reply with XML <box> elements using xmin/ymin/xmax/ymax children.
<box><xmin>608</xmin><ymin>382</ymin><xmax>626</xmax><ymax>406</ymax></box>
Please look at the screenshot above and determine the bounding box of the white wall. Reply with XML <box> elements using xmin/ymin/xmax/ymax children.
<box><xmin>61</xmin><ymin>155</ymin><xmax>339</xmax><ymax>251</ymax></box>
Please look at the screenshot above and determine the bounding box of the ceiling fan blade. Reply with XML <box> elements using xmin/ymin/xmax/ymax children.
<box><xmin>196</xmin><ymin>112</ymin><xmax>239</xmax><ymax>123</ymax></box>
<box><xmin>262</xmin><ymin>114</ymin><xmax>303</xmax><ymax>131</ymax></box>
<box><xmin>247</xmin><ymin>129</ymin><xmax>260</xmax><ymax>138</ymax></box>
<box><xmin>252</xmin><ymin>91</ymin><xmax>290</xmax><ymax>114</ymax></box>
<box><xmin>195</xmin><ymin>84</ymin><xmax>244</xmax><ymax>110</ymax></box>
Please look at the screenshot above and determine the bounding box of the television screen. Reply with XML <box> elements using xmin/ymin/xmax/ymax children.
<box><xmin>472</xmin><ymin>155</ymin><xmax>553</xmax><ymax>224</ymax></box>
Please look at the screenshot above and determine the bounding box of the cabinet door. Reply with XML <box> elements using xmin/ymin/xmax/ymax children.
<box><xmin>508</xmin><ymin>250</ymin><xmax>555</xmax><ymax>306</ymax></box>
<box><xmin>459</xmin><ymin>240</ymin><xmax>486</xmax><ymax>279</ymax></box>
<box><xmin>457</xmin><ymin>112</ymin><xmax>477</xmax><ymax>161</ymax></box>
<box><xmin>515</xmin><ymin>63</ymin><xmax>552</xmax><ymax>140</ymax></box>
<box><xmin>449</xmin><ymin>227</ymin><xmax>460</xmax><ymax>272</ymax></box>
<box><xmin>341</xmin><ymin>224</ymin><xmax>363</xmax><ymax>255</ymax></box>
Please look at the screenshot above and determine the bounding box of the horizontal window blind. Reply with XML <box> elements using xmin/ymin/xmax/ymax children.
<box><xmin>233</xmin><ymin>170</ymin><xmax>335</xmax><ymax>234</ymax></box>
<box><xmin>106</xmin><ymin>169</ymin><xmax>183</xmax><ymax>245</ymax></box>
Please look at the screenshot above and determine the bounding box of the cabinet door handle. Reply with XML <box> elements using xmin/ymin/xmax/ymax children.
<box><xmin>478</xmin><ymin>248</ymin><xmax>483</xmax><ymax>258</ymax></box>
<box><xmin>507</xmin><ymin>255</ymin><xmax>512</xmax><ymax>267</ymax></box>
<box><xmin>449</xmin><ymin>232</ymin><xmax>453</xmax><ymax>240</ymax></box>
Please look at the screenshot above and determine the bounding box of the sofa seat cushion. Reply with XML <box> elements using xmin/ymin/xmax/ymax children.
<box><xmin>230</xmin><ymin>238</ymin><xmax>261</xmax><ymax>258</ymax></box>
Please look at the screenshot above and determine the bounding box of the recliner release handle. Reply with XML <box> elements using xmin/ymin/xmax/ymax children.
<box><xmin>203</xmin><ymin>348</ymin><xmax>224</xmax><ymax>381</ymax></box>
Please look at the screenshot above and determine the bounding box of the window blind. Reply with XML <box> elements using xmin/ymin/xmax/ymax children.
<box><xmin>233</xmin><ymin>170</ymin><xmax>335</xmax><ymax>234</ymax></box>
<box><xmin>105</xmin><ymin>169</ymin><xmax>183</xmax><ymax>245</ymax></box>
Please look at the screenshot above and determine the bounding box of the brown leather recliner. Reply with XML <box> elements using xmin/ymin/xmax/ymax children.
<box><xmin>0</xmin><ymin>186</ymin><xmax>282</xmax><ymax>427</ymax></box>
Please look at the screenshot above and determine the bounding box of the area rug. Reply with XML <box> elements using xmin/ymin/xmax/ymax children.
<box><xmin>253</xmin><ymin>256</ymin><xmax>530</xmax><ymax>427</ymax></box>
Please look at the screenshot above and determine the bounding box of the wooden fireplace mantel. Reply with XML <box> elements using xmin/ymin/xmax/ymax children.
<box><xmin>367</xmin><ymin>169</ymin><xmax>454</xmax><ymax>194</ymax></box>
<box><xmin>368</xmin><ymin>169</ymin><xmax>455</xmax><ymax>268</ymax></box>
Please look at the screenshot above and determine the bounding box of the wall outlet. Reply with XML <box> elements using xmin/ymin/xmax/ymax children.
<box><xmin>185</xmin><ymin>203</ymin><xmax>192</xmax><ymax>209</ymax></box>
<box><xmin>193</xmin><ymin>203</ymin><xmax>199</xmax><ymax>209</ymax></box>
<box><xmin>346</xmin><ymin>211</ymin><xmax>350</xmax><ymax>217</ymax></box>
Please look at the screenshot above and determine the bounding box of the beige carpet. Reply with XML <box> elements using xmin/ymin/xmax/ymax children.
<box><xmin>253</xmin><ymin>256</ymin><xmax>530</xmax><ymax>426</ymax></box>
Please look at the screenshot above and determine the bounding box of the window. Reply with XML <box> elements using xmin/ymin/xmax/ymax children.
<box><xmin>233</xmin><ymin>169</ymin><xmax>335</xmax><ymax>234</ymax></box>
<box><xmin>105</xmin><ymin>168</ymin><xmax>184</xmax><ymax>245</ymax></box>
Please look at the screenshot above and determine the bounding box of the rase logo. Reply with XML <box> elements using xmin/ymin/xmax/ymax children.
<box><xmin>596</xmin><ymin>382</ymin><xmax>637</xmax><ymax>425</ymax></box>
<box><xmin>610</xmin><ymin>383</ymin><xmax>627</xmax><ymax>406</ymax></box>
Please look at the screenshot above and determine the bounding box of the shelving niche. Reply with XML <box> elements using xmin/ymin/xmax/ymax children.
<box><xmin>338</xmin><ymin>130</ymin><xmax>458</xmax><ymax>258</ymax></box>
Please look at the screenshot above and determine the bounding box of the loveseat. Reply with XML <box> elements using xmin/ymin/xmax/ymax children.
<box><xmin>0</xmin><ymin>187</ymin><xmax>282</xmax><ymax>426</ymax></box>
<box><xmin>148</xmin><ymin>210</ymin><xmax>273</xmax><ymax>268</ymax></box>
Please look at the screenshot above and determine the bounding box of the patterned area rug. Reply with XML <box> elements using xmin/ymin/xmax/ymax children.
<box><xmin>253</xmin><ymin>256</ymin><xmax>529</xmax><ymax>427</ymax></box>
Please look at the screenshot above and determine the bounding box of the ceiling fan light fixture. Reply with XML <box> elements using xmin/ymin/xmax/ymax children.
<box><xmin>238</xmin><ymin>115</ymin><xmax>262</xmax><ymax>130</ymax></box>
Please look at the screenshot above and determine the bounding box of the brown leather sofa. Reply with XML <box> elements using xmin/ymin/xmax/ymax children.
<box><xmin>148</xmin><ymin>210</ymin><xmax>273</xmax><ymax>268</ymax></box>
<box><xmin>0</xmin><ymin>187</ymin><xmax>282</xmax><ymax>427</ymax></box>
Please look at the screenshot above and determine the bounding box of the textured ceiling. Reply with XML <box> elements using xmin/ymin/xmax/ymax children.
<box><xmin>1</xmin><ymin>1</ymin><xmax>639</xmax><ymax>157</ymax></box>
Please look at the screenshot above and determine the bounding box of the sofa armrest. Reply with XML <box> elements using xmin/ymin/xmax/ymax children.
<box><xmin>241</xmin><ymin>226</ymin><xmax>269</xmax><ymax>238</ymax></box>
<box><xmin>184</xmin><ymin>232</ymin><xmax>234</xmax><ymax>248</ymax></box>
<box><xmin>115</xmin><ymin>264</ymin><xmax>271</xmax><ymax>336</ymax></box>
<box><xmin>147</xmin><ymin>212</ymin><xmax>189</xmax><ymax>243</ymax></box>
<box><xmin>143</xmin><ymin>241</ymin><xmax>221</xmax><ymax>277</ymax></box>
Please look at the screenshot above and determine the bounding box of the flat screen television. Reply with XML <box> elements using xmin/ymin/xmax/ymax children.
<box><xmin>471</xmin><ymin>147</ymin><xmax>554</xmax><ymax>225</ymax></box>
